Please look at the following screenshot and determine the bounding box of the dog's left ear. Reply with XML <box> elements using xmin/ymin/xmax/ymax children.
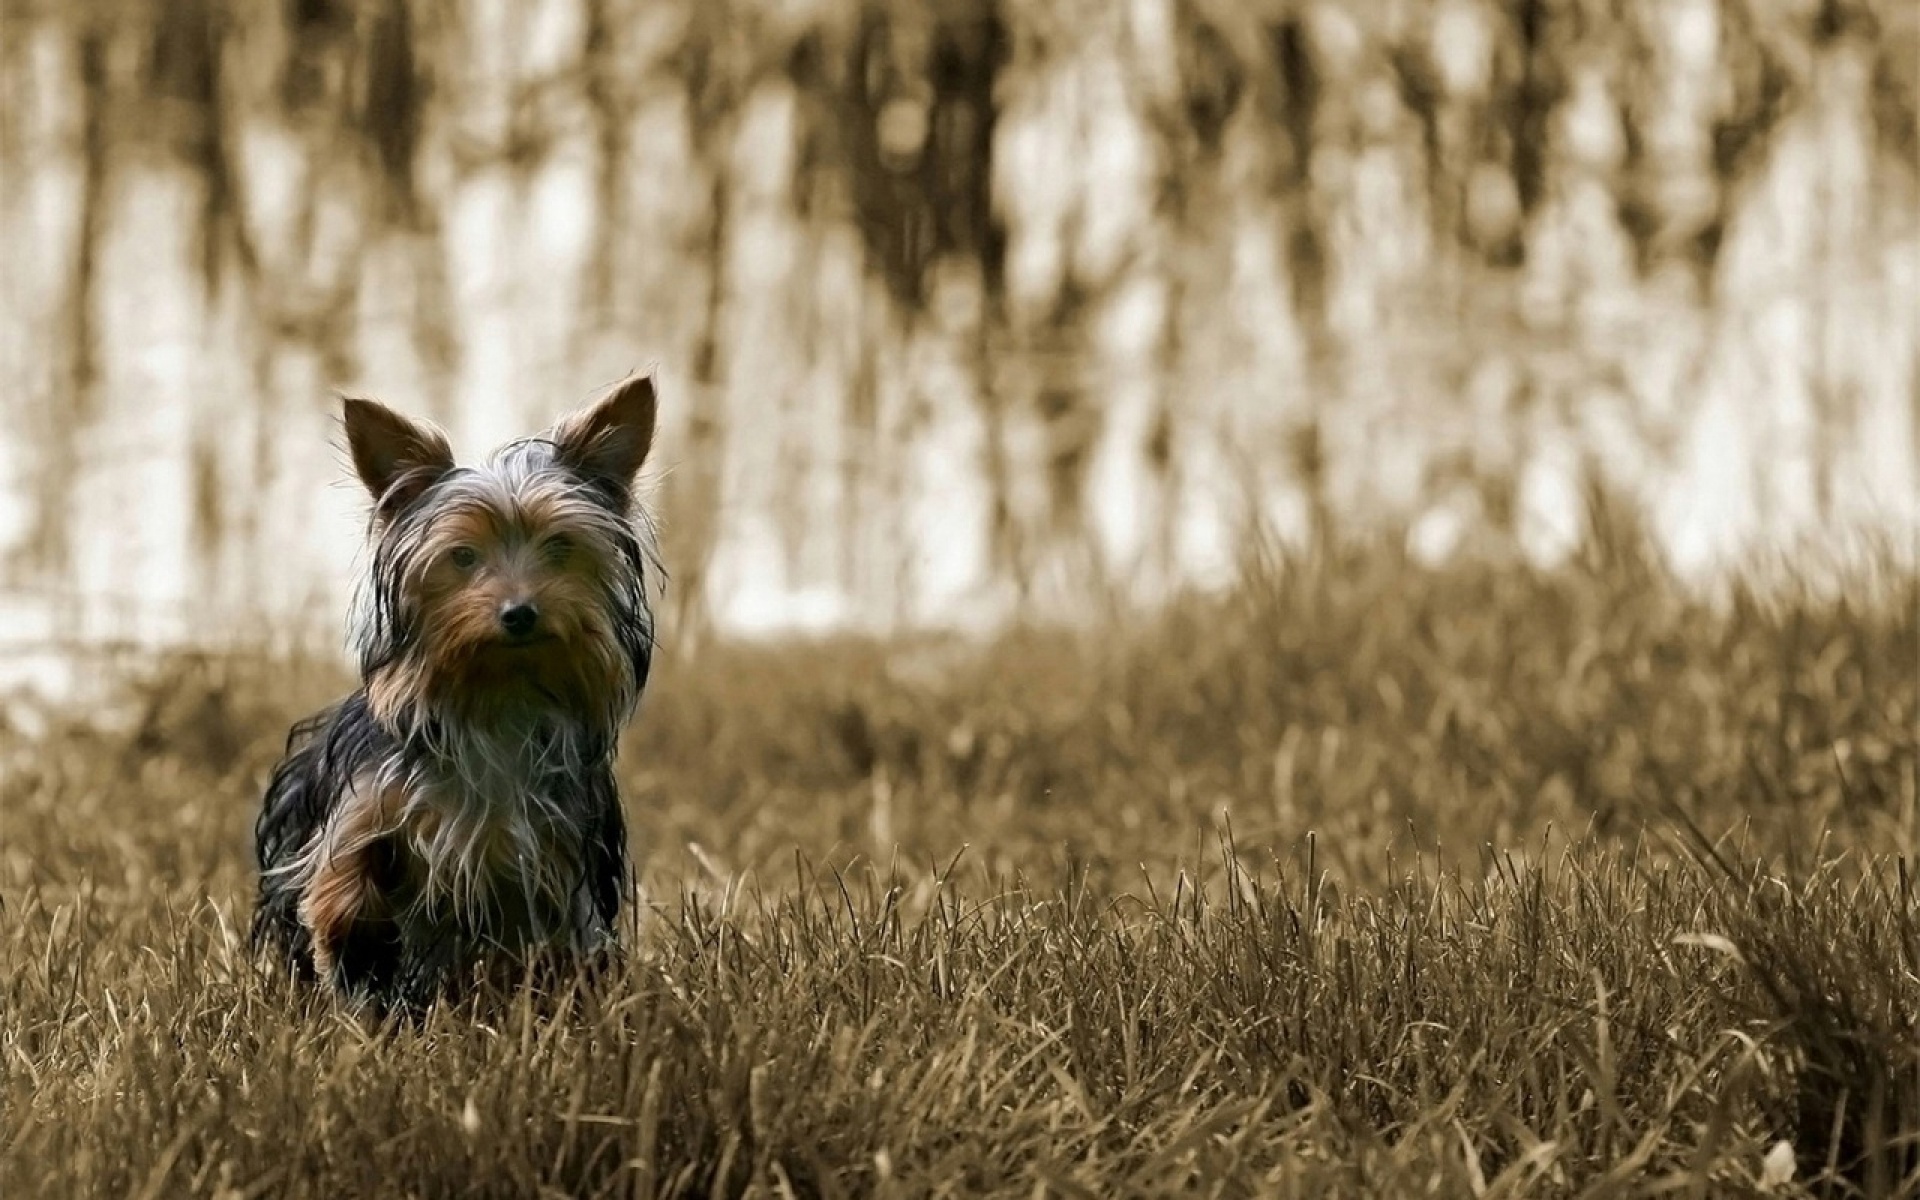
<box><xmin>555</xmin><ymin>373</ymin><xmax>658</xmax><ymax>498</ymax></box>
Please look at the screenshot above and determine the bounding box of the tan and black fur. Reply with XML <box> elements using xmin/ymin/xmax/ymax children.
<box><xmin>251</xmin><ymin>376</ymin><xmax>661</xmax><ymax>1010</ymax></box>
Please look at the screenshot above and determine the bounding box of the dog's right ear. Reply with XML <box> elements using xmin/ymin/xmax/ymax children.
<box><xmin>342</xmin><ymin>398</ymin><xmax>455</xmax><ymax>518</ymax></box>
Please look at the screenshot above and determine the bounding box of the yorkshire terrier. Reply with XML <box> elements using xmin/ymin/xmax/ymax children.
<box><xmin>251</xmin><ymin>375</ymin><xmax>661</xmax><ymax>1010</ymax></box>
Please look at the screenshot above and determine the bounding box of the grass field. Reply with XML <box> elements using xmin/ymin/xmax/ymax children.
<box><xmin>3</xmin><ymin>531</ymin><xmax>1916</xmax><ymax>1198</ymax></box>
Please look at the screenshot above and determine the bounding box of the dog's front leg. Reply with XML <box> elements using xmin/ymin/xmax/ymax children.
<box><xmin>298</xmin><ymin>781</ymin><xmax>406</xmax><ymax>997</ymax></box>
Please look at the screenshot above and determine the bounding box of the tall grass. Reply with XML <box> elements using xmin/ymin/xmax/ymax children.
<box><xmin>2</xmin><ymin>529</ymin><xmax>1916</xmax><ymax>1196</ymax></box>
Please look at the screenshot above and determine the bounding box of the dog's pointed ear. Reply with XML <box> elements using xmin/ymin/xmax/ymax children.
<box><xmin>554</xmin><ymin>373</ymin><xmax>658</xmax><ymax>499</ymax></box>
<box><xmin>342</xmin><ymin>397</ymin><xmax>455</xmax><ymax>517</ymax></box>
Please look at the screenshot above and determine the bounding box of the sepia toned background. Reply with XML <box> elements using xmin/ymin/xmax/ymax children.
<box><xmin>6</xmin><ymin>6</ymin><xmax>1920</xmax><ymax>1192</ymax></box>
<box><xmin>1</xmin><ymin>0</ymin><xmax>1915</xmax><ymax>674</ymax></box>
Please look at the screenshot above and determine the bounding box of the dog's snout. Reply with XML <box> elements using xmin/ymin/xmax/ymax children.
<box><xmin>499</xmin><ymin>601</ymin><xmax>539</xmax><ymax>638</ymax></box>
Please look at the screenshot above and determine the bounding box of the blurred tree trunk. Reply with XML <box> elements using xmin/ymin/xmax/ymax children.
<box><xmin>0</xmin><ymin>0</ymin><xmax>1915</xmax><ymax>637</ymax></box>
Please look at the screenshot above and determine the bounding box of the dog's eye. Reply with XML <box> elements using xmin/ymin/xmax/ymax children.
<box><xmin>543</xmin><ymin>535</ymin><xmax>573</xmax><ymax>563</ymax></box>
<box><xmin>449</xmin><ymin>546</ymin><xmax>480</xmax><ymax>569</ymax></box>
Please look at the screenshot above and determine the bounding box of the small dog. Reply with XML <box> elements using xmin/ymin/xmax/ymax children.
<box><xmin>251</xmin><ymin>375</ymin><xmax>661</xmax><ymax>1009</ymax></box>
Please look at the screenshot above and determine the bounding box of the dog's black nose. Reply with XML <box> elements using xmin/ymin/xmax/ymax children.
<box><xmin>499</xmin><ymin>602</ymin><xmax>539</xmax><ymax>638</ymax></box>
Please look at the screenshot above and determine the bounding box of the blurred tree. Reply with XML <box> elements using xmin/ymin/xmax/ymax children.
<box><xmin>0</xmin><ymin>0</ymin><xmax>1912</xmax><ymax>637</ymax></box>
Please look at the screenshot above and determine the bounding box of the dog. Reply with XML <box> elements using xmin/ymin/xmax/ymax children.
<box><xmin>251</xmin><ymin>375</ymin><xmax>660</xmax><ymax>1010</ymax></box>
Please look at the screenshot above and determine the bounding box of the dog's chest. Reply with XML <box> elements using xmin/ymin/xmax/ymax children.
<box><xmin>390</xmin><ymin>749</ymin><xmax>589</xmax><ymax>936</ymax></box>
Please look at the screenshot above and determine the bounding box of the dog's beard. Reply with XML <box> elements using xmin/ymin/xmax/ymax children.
<box><xmin>402</xmin><ymin>623</ymin><xmax>632</xmax><ymax>743</ymax></box>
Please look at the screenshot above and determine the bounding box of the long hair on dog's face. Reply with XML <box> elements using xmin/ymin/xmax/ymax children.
<box><xmin>343</xmin><ymin>376</ymin><xmax>659</xmax><ymax>757</ymax></box>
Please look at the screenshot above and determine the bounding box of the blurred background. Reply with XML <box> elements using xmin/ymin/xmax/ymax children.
<box><xmin>0</xmin><ymin>0</ymin><xmax>1914</xmax><ymax>691</ymax></box>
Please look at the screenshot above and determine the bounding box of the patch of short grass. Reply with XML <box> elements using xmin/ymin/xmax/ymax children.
<box><xmin>5</xmin><ymin>841</ymin><xmax>1915</xmax><ymax>1196</ymax></box>
<box><xmin>2</xmin><ymin>533</ymin><xmax>1915</xmax><ymax>1196</ymax></box>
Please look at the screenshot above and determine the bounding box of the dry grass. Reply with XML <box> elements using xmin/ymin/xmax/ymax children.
<box><xmin>2</xmin><ymin>531</ymin><xmax>1916</xmax><ymax>1197</ymax></box>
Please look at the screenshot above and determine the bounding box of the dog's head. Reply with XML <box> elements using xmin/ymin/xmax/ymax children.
<box><xmin>340</xmin><ymin>375</ymin><xmax>660</xmax><ymax>746</ymax></box>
